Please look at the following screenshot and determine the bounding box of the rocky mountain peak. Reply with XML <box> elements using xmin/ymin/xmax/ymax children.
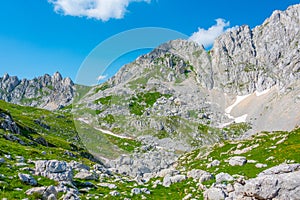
<box><xmin>211</xmin><ymin>3</ymin><xmax>300</xmax><ymax>94</ymax></box>
<box><xmin>109</xmin><ymin>38</ymin><xmax>212</xmax><ymax>89</ymax></box>
<box><xmin>152</xmin><ymin>39</ymin><xmax>205</xmax><ymax>57</ymax></box>
<box><xmin>3</xmin><ymin>73</ymin><xmax>10</xmax><ymax>82</ymax></box>
<box><xmin>52</xmin><ymin>71</ymin><xmax>63</xmax><ymax>82</ymax></box>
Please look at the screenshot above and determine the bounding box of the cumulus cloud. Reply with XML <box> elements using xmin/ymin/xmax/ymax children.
<box><xmin>189</xmin><ymin>19</ymin><xmax>236</xmax><ymax>48</ymax></box>
<box><xmin>48</xmin><ymin>0</ymin><xmax>150</xmax><ymax>21</ymax></box>
<box><xmin>97</xmin><ymin>74</ymin><xmax>108</xmax><ymax>81</ymax></box>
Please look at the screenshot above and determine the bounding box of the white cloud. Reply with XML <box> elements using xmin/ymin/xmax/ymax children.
<box><xmin>189</xmin><ymin>19</ymin><xmax>236</xmax><ymax>48</ymax></box>
<box><xmin>48</xmin><ymin>0</ymin><xmax>150</xmax><ymax>21</ymax></box>
<box><xmin>97</xmin><ymin>74</ymin><xmax>108</xmax><ymax>81</ymax></box>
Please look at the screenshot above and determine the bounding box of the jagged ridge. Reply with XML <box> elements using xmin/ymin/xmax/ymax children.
<box><xmin>0</xmin><ymin>72</ymin><xmax>75</xmax><ymax>110</ymax></box>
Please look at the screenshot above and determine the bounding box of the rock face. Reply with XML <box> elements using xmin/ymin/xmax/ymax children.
<box><xmin>0</xmin><ymin>72</ymin><xmax>74</xmax><ymax>110</ymax></box>
<box><xmin>212</xmin><ymin>4</ymin><xmax>300</xmax><ymax>95</ymax></box>
<box><xmin>0</xmin><ymin>112</ymin><xmax>20</xmax><ymax>134</ymax></box>
<box><xmin>108</xmin><ymin>4</ymin><xmax>300</xmax><ymax>97</ymax></box>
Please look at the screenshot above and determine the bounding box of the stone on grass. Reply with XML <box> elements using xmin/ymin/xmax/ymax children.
<box><xmin>216</xmin><ymin>172</ymin><xmax>234</xmax><ymax>183</ymax></box>
<box><xmin>228</xmin><ymin>156</ymin><xmax>247</xmax><ymax>166</ymax></box>
<box><xmin>204</xmin><ymin>187</ymin><xmax>226</xmax><ymax>200</ymax></box>
<box><xmin>18</xmin><ymin>173</ymin><xmax>37</xmax><ymax>186</ymax></box>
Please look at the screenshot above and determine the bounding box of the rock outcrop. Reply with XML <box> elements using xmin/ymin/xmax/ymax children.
<box><xmin>0</xmin><ymin>111</ymin><xmax>20</xmax><ymax>134</ymax></box>
<box><xmin>205</xmin><ymin>164</ymin><xmax>300</xmax><ymax>200</ymax></box>
<box><xmin>34</xmin><ymin>160</ymin><xmax>73</xmax><ymax>182</ymax></box>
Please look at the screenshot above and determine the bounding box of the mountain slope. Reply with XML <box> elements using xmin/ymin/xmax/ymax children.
<box><xmin>0</xmin><ymin>99</ymin><xmax>299</xmax><ymax>199</ymax></box>
<box><xmin>76</xmin><ymin>4</ymin><xmax>300</xmax><ymax>156</ymax></box>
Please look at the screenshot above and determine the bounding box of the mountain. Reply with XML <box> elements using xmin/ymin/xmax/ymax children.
<box><xmin>0</xmin><ymin>72</ymin><xmax>75</xmax><ymax>110</ymax></box>
<box><xmin>76</xmin><ymin>4</ymin><xmax>300</xmax><ymax>156</ymax></box>
<box><xmin>0</xmin><ymin>4</ymin><xmax>299</xmax><ymax>200</ymax></box>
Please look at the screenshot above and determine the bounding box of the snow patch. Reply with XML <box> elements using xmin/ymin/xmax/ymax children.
<box><xmin>77</xmin><ymin>118</ymin><xmax>92</xmax><ymax>124</ymax></box>
<box><xmin>255</xmin><ymin>89</ymin><xmax>271</xmax><ymax>97</ymax></box>
<box><xmin>234</xmin><ymin>114</ymin><xmax>248</xmax><ymax>123</ymax></box>
<box><xmin>225</xmin><ymin>94</ymin><xmax>251</xmax><ymax>114</ymax></box>
<box><xmin>77</xmin><ymin>118</ymin><xmax>133</xmax><ymax>140</ymax></box>
<box><xmin>94</xmin><ymin>127</ymin><xmax>133</xmax><ymax>140</ymax></box>
<box><xmin>219</xmin><ymin>121</ymin><xmax>234</xmax><ymax>128</ymax></box>
<box><xmin>219</xmin><ymin>114</ymin><xmax>248</xmax><ymax>128</ymax></box>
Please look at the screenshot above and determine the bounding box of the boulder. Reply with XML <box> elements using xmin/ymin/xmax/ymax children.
<box><xmin>62</xmin><ymin>191</ymin><xmax>80</xmax><ymax>200</ymax></box>
<box><xmin>210</xmin><ymin>160</ymin><xmax>221</xmax><ymax>167</ymax></box>
<box><xmin>163</xmin><ymin>174</ymin><xmax>187</xmax><ymax>187</ymax></box>
<box><xmin>98</xmin><ymin>183</ymin><xmax>117</xmax><ymax>189</ymax></box>
<box><xmin>74</xmin><ymin>171</ymin><xmax>98</xmax><ymax>180</ymax></box>
<box><xmin>215</xmin><ymin>172</ymin><xmax>234</xmax><ymax>183</ymax></box>
<box><xmin>258</xmin><ymin>163</ymin><xmax>300</xmax><ymax>176</ymax></box>
<box><xmin>228</xmin><ymin>156</ymin><xmax>247</xmax><ymax>166</ymax></box>
<box><xmin>26</xmin><ymin>186</ymin><xmax>57</xmax><ymax>200</ymax></box>
<box><xmin>204</xmin><ymin>187</ymin><xmax>226</xmax><ymax>200</ymax></box>
<box><xmin>187</xmin><ymin>169</ymin><xmax>213</xmax><ymax>182</ymax></box>
<box><xmin>131</xmin><ymin>188</ymin><xmax>141</xmax><ymax>195</ymax></box>
<box><xmin>226</xmin><ymin>164</ymin><xmax>300</xmax><ymax>200</ymax></box>
<box><xmin>18</xmin><ymin>173</ymin><xmax>37</xmax><ymax>186</ymax></box>
<box><xmin>255</xmin><ymin>163</ymin><xmax>267</xmax><ymax>168</ymax></box>
<box><xmin>35</xmin><ymin>160</ymin><xmax>72</xmax><ymax>182</ymax></box>
<box><xmin>141</xmin><ymin>188</ymin><xmax>151</xmax><ymax>195</ymax></box>
<box><xmin>170</xmin><ymin>175</ymin><xmax>186</xmax><ymax>184</ymax></box>
<box><xmin>163</xmin><ymin>174</ymin><xmax>172</xmax><ymax>187</ymax></box>
<box><xmin>109</xmin><ymin>190</ymin><xmax>120</xmax><ymax>196</ymax></box>
<box><xmin>69</xmin><ymin>161</ymin><xmax>90</xmax><ymax>171</ymax></box>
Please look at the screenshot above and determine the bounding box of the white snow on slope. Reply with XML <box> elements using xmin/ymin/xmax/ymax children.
<box><xmin>225</xmin><ymin>94</ymin><xmax>251</xmax><ymax>114</ymax></box>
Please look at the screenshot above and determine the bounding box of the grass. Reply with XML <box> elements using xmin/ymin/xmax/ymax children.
<box><xmin>128</xmin><ymin>77</ymin><xmax>149</xmax><ymax>90</ymax></box>
<box><xmin>94</xmin><ymin>83</ymin><xmax>111</xmax><ymax>94</ymax></box>
<box><xmin>178</xmin><ymin>128</ymin><xmax>300</xmax><ymax>181</ymax></box>
<box><xmin>99</xmin><ymin>114</ymin><xmax>115</xmax><ymax>125</ymax></box>
<box><xmin>129</xmin><ymin>92</ymin><xmax>172</xmax><ymax>116</ymax></box>
<box><xmin>94</xmin><ymin>95</ymin><xmax>125</xmax><ymax>107</ymax></box>
<box><xmin>74</xmin><ymin>84</ymin><xmax>92</xmax><ymax>102</ymax></box>
<box><xmin>95</xmin><ymin>96</ymin><xmax>113</xmax><ymax>105</ymax></box>
<box><xmin>147</xmin><ymin>180</ymin><xmax>203</xmax><ymax>200</ymax></box>
<box><xmin>105</xmin><ymin>134</ymin><xmax>142</xmax><ymax>153</ymax></box>
<box><xmin>1</xmin><ymin>87</ymin><xmax>299</xmax><ymax>200</ymax></box>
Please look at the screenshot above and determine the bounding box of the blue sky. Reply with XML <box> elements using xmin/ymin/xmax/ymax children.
<box><xmin>0</xmin><ymin>0</ymin><xmax>299</xmax><ymax>85</ymax></box>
